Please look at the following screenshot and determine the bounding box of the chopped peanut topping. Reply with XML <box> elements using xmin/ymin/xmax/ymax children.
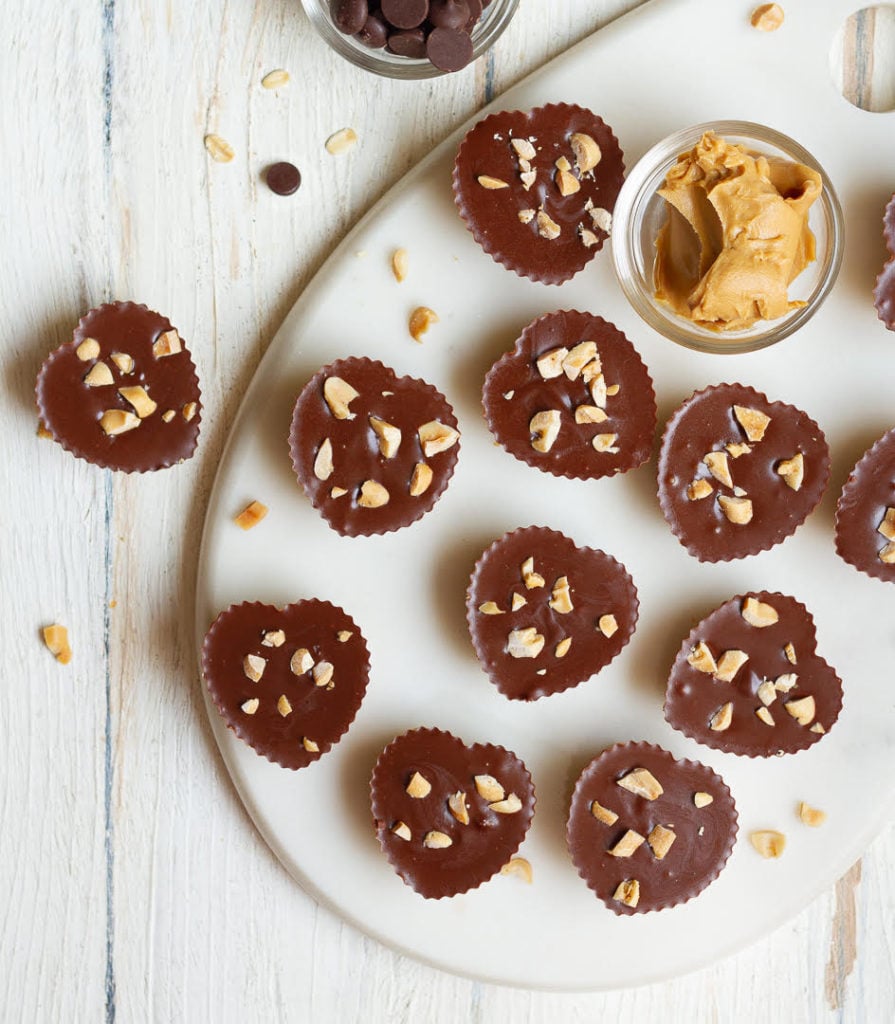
<box><xmin>99</xmin><ymin>409</ymin><xmax>141</xmax><ymax>436</ymax></box>
<box><xmin>358</xmin><ymin>480</ymin><xmax>389</xmax><ymax>508</ymax></box>
<box><xmin>718</xmin><ymin>495</ymin><xmax>753</xmax><ymax>524</ymax></box>
<box><xmin>76</xmin><ymin>338</ymin><xmax>100</xmax><ymax>361</ymax></box>
<box><xmin>647</xmin><ymin>824</ymin><xmax>676</xmax><ymax>860</ymax></box>
<box><xmin>693</xmin><ymin>792</ymin><xmax>713</xmax><ymax>808</ymax></box>
<box><xmin>84</xmin><ymin>361</ymin><xmax>114</xmax><ymax>387</ymax></box>
<box><xmin>391</xmin><ymin>821</ymin><xmax>411</xmax><ymax>841</ymax></box>
<box><xmin>617</xmin><ymin>768</ymin><xmax>663</xmax><ymax>801</ymax></box>
<box><xmin>261</xmin><ymin>629</ymin><xmax>285</xmax><ymax>648</ymax></box>
<box><xmin>536</xmin><ymin>211</ymin><xmax>561</xmax><ymax>239</ymax></box>
<box><xmin>555</xmin><ymin>637</ymin><xmax>572</xmax><ymax>658</ymax></box>
<box><xmin>536</xmin><ymin>347</ymin><xmax>568</xmax><ymax>379</ymax></box>
<box><xmin>243</xmin><ymin>654</ymin><xmax>266</xmax><ymax>682</ymax></box>
<box><xmin>530</xmin><ymin>410</ymin><xmax>562</xmax><ymax>453</ymax></box>
<box><xmin>755</xmin><ymin>707</ymin><xmax>775</xmax><ymax>727</ymax></box>
<box><xmin>704</xmin><ymin>451</ymin><xmax>733</xmax><ymax>489</ymax></box>
<box><xmin>784</xmin><ymin>695</ymin><xmax>816</xmax><ymax>725</ymax></box>
<box><xmin>608</xmin><ymin>830</ymin><xmax>645</xmax><ymax>858</ymax></box>
<box><xmin>448</xmin><ymin>791</ymin><xmax>470</xmax><ymax>825</ymax></box>
<box><xmin>710</xmin><ymin>702</ymin><xmax>733</xmax><ymax>731</ymax></box>
<box><xmin>613</xmin><ymin>879</ymin><xmax>640</xmax><ymax>908</ymax></box>
<box><xmin>277</xmin><ymin>694</ymin><xmax>293</xmax><ymax>717</ymax></box>
<box><xmin>409</xmin><ymin>462</ymin><xmax>433</xmax><ymax>497</ymax></box>
<box><xmin>776</xmin><ymin>453</ymin><xmax>804</xmax><ymax>491</ymax></box>
<box><xmin>598</xmin><ymin>614</ymin><xmax>618</xmax><ymax>638</ymax></box>
<box><xmin>477</xmin><ymin>174</ymin><xmax>509</xmax><ymax>190</ymax></box>
<box><xmin>323</xmin><ymin>376</ymin><xmax>359</xmax><ymax>420</ymax></box>
<box><xmin>152</xmin><ymin>329</ymin><xmax>182</xmax><ymax>359</ymax></box>
<box><xmin>590</xmin><ymin>799</ymin><xmax>619</xmax><ymax>825</ymax></box>
<box><xmin>733</xmin><ymin>405</ymin><xmax>770</xmax><ymax>442</ymax></box>
<box><xmin>687</xmin><ymin>479</ymin><xmax>714</xmax><ymax>501</ymax></box>
<box><xmin>474</xmin><ymin>775</ymin><xmax>505</xmax><ymax>802</ymax></box>
<box><xmin>423</xmin><ymin>831</ymin><xmax>453</xmax><ymax>849</ymax></box>
<box><xmin>314</xmin><ymin>438</ymin><xmax>334</xmax><ymax>480</ymax></box>
<box><xmin>489</xmin><ymin>794</ymin><xmax>523</xmax><ymax>814</ymax></box>
<box><xmin>507</xmin><ymin>627</ymin><xmax>545</xmax><ymax>659</ymax></box>
<box><xmin>478</xmin><ymin>601</ymin><xmax>504</xmax><ymax>615</ymax></box>
<box><xmin>406</xmin><ymin>772</ymin><xmax>431</xmax><ymax>799</ymax></box>
<box><xmin>418</xmin><ymin>420</ymin><xmax>459</xmax><ymax>457</ymax></box>
<box><xmin>714</xmin><ymin>649</ymin><xmax>749</xmax><ymax>682</ymax></box>
<box><xmin>570</xmin><ymin>132</ymin><xmax>601</xmax><ymax>173</ymax></box>
<box><xmin>687</xmin><ymin>641</ymin><xmax>717</xmax><ymax>674</ymax></box>
<box><xmin>369</xmin><ymin>416</ymin><xmax>402</xmax><ymax>459</ymax></box>
<box><xmin>742</xmin><ymin>597</ymin><xmax>779</xmax><ymax>627</ymax></box>
<box><xmin>548</xmin><ymin>576</ymin><xmax>573</xmax><ymax>614</ymax></box>
<box><xmin>290</xmin><ymin>649</ymin><xmax>314</xmax><ymax>675</ymax></box>
<box><xmin>241</xmin><ymin>698</ymin><xmax>259</xmax><ymax>715</ymax></box>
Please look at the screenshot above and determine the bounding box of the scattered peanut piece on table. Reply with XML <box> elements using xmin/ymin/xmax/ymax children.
<box><xmin>798</xmin><ymin>802</ymin><xmax>827</xmax><ymax>828</ymax></box>
<box><xmin>391</xmin><ymin>248</ymin><xmax>408</xmax><ymax>283</ymax></box>
<box><xmin>409</xmin><ymin>306</ymin><xmax>438</xmax><ymax>343</ymax></box>
<box><xmin>204</xmin><ymin>133</ymin><xmax>234</xmax><ymax>163</ymax></box>
<box><xmin>325</xmin><ymin>128</ymin><xmax>357</xmax><ymax>155</ymax></box>
<box><xmin>42</xmin><ymin>623</ymin><xmax>72</xmax><ymax>664</ymax></box>
<box><xmin>261</xmin><ymin>69</ymin><xmax>290</xmax><ymax>89</ymax></box>
<box><xmin>750</xmin><ymin>830</ymin><xmax>786</xmax><ymax>858</ymax></box>
<box><xmin>751</xmin><ymin>3</ymin><xmax>784</xmax><ymax>31</ymax></box>
<box><xmin>234</xmin><ymin>500</ymin><xmax>269</xmax><ymax>530</ymax></box>
<box><xmin>500</xmin><ymin>857</ymin><xmax>533</xmax><ymax>884</ymax></box>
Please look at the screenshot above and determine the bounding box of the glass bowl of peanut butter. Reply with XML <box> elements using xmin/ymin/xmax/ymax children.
<box><xmin>612</xmin><ymin>121</ymin><xmax>843</xmax><ymax>354</ymax></box>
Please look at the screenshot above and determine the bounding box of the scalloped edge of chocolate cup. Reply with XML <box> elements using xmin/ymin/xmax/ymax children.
<box><xmin>656</xmin><ymin>382</ymin><xmax>831</xmax><ymax>564</ymax></box>
<box><xmin>201</xmin><ymin>599</ymin><xmax>371</xmax><ymax>771</ymax></box>
<box><xmin>35</xmin><ymin>301</ymin><xmax>203</xmax><ymax>473</ymax></box>
<box><xmin>662</xmin><ymin>590</ymin><xmax>843</xmax><ymax>758</ymax></box>
<box><xmin>465</xmin><ymin>525</ymin><xmax>640</xmax><ymax>701</ymax></box>
<box><xmin>834</xmin><ymin>425</ymin><xmax>895</xmax><ymax>583</ymax></box>
<box><xmin>873</xmin><ymin>194</ymin><xmax>895</xmax><ymax>330</ymax></box>
<box><xmin>482</xmin><ymin>310</ymin><xmax>657</xmax><ymax>481</ymax></box>
<box><xmin>288</xmin><ymin>356</ymin><xmax>461</xmax><ymax>538</ymax></box>
<box><xmin>566</xmin><ymin>740</ymin><xmax>739</xmax><ymax>916</ymax></box>
<box><xmin>369</xmin><ymin>726</ymin><xmax>536</xmax><ymax>899</ymax></box>
<box><xmin>451</xmin><ymin>103</ymin><xmax>625</xmax><ymax>287</ymax></box>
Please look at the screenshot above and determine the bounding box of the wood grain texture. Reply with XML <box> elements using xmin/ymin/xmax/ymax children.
<box><xmin>2</xmin><ymin>1</ymin><xmax>893</xmax><ymax>1020</ymax></box>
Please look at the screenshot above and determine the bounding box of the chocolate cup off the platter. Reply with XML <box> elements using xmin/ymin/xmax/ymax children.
<box><xmin>835</xmin><ymin>426</ymin><xmax>895</xmax><ymax>583</ymax></box>
<box><xmin>873</xmin><ymin>193</ymin><xmax>895</xmax><ymax>331</ymax></box>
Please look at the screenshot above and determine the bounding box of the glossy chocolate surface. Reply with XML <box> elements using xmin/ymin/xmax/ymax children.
<box><xmin>202</xmin><ymin>600</ymin><xmax>370</xmax><ymax>771</ymax></box>
<box><xmin>36</xmin><ymin>301</ymin><xmax>201</xmax><ymax>472</ymax></box>
<box><xmin>466</xmin><ymin>526</ymin><xmax>638</xmax><ymax>701</ymax></box>
<box><xmin>483</xmin><ymin>310</ymin><xmax>656</xmax><ymax>480</ymax></box>
<box><xmin>835</xmin><ymin>426</ymin><xmax>895</xmax><ymax>583</ymax></box>
<box><xmin>657</xmin><ymin>383</ymin><xmax>830</xmax><ymax>562</ymax></box>
<box><xmin>370</xmin><ymin>727</ymin><xmax>535</xmax><ymax>899</ymax></box>
<box><xmin>664</xmin><ymin>591</ymin><xmax>842</xmax><ymax>756</ymax></box>
<box><xmin>289</xmin><ymin>357</ymin><xmax>460</xmax><ymax>537</ymax></box>
<box><xmin>567</xmin><ymin>742</ymin><xmax>738</xmax><ymax>915</ymax></box>
<box><xmin>452</xmin><ymin>104</ymin><xmax>625</xmax><ymax>285</ymax></box>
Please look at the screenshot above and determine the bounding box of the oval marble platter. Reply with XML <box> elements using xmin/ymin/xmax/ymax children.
<box><xmin>195</xmin><ymin>0</ymin><xmax>895</xmax><ymax>991</ymax></box>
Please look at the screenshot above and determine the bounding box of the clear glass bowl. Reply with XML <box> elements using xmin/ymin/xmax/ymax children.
<box><xmin>611</xmin><ymin>120</ymin><xmax>844</xmax><ymax>355</ymax></box>
<box><xmin>301</xmin><ymin>0</ymin><xmax>520</xmax><ymax>80</ymax></box>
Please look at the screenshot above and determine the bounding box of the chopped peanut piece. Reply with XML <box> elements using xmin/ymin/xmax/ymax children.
<box><xmin>511</xmin><ymin>138</ymin><xmax>537</xmax><ymax>160</ymax></box>
<box><xmin>617</xmin><ymin>768</ymin><xmax>663</xmax><ymax>801</ymax></box>
<box><xmin>152</xmin><ymin>329</ymin><xmax>182</xmax><ymax>359</ymax></box>
<box><xmin>810</xmin><ymin>723</ymin><xmax>826</xmax><ymax>734</ymax></box>
<box><xmin>500</xmin><ymin>857</ymin><xmax>533</xmax><ymax>883</ymax></box>
<box><xmin>750</xmin><ymin>830</ymin><xmax>786</xmax><ymax>858</ymax></box>
<box><xmin>555</xmin><ymin>637</ymin><xmax>572</xmax><ymax>658</ymax></box>
<box><xmin>477</xmin><ymin>175</ymin><xmax>509</xmax><ymax>190</ymax></box>
<box><xmin>693</xmin><ymin>792</ymin><xmax>713</xmax><ymax>808</ymax></box>
<box><xmin>325</xmin><ymin>127</ymin><xmax>357</xmax><ymax>154</ymax></box>
<box><xmin>423</xmin><ymin>831</ymin><xmax>453</xmax><ymax>849</ymax></box>
<box><xmin>84</xmin><ymin>361</ymin><xmax>114</xmax><ymax>387</ymax></box>
<box><xmin>784</xmin><ymin>642</ymin><xmax>797</xmax><ymax>665</ymax></box>
<box><xmin>109</xmin><ymin>352</ymin><xmax>134</xmax><ymax>374</ymax></box>
<box><xmin>530</xmin><ymin>410</ymin><xmax>562</xmax><ymax>453</ymax></box>
<box><xmin>478</xmin><ymin>601</ymin><xmax>504</xmax><ymax>615</ymax></box>
<box><xmin>647</xmin><ymin>824</ymin><xmax>676</xmax><ymax>860</ymax></box>
<box><xmin>240</xmin><ymin>698</ymin><xmax>259</xmax><ymax>715</ymax></box>
<box><xmin>489</xmin><ymin>793</ymin><xmax>523</xmax><ymax>814</ymax></box>
<box><xmin>506</xmin><ymin>627</ymin><xmax>545</xmax><ymax>659</ymax></box>
<box><xmin>314</xmin><ymin>438</ymin><xmax>334</xmax><ymax>480</ymax></box>
<box><xmin>687</xmin><ymin>641</ymin><xmax>717</xmax><ymax>674</ymax></box>
<box><xmin>710</xmin><ymin>702</ymin><xmax>733</xmax><ymax>731</ymax></box>
<box><xmin>798</xmin><ymin>802</ymin><xmax>827</xmax><ymax>827</ymax></box>
<box><xmin>555</xmin><ymin>168</ymin><xmax>580</xmax><ymax>196</ymax></box>
<box><xmin>784</xmin><ymin>695</ymin><xmax>816</xmax><ymax>725</ymax></box>
<box><xmin>336</xmin><ymin>630</ymin><xmax>353</xmax><ymax>642</ymax></box>
<box><xmin>511</xmin><ymin>593</ymin><xmax>526</xmax><ymax>611</ymax></box>
<box><xmin>756</xmin><ymin>707</ymin><xmax>775</xmax><ymax>727</ymax></box>
<box><xmin>358</xmin><ymin>480</ymin><xmax>389</xmax><ymax>508</ymax></box>
<box><xmin>536</xmin><ymin>347</ymin><xmax>568</xmax><ymax>379</ymax></box>
<box><xmin>369</xmin><ymin>416</ymin><xmax>402</xmax><ymax>459</ymax></box>
<box><xmin>391</xmin><ymin>821</ymin><xmax>411</xmax><ymax>841</ymax></box>
<box><xmin>406</xmin><ymin>772</ymin><xmax>432</xmax><ymax>799</ymax></box>
<box><xmin>562</xmin><ymin>341</ymin><xmax>597</xmax><ymax>380</ymax></box>
<box><xmin>536</xmin><ymin>210</ymin><xmax>561</xmax><ymax>239</ymax></box>
<box><xmin>290</xmin><ymin>648</ymin><xmax>314</xmax><ymax>675</ymax></box>
<box><xmin>718</xmin><ymin>495</ymin><xmax>753</xmax><ymax>524</ymax></box>
<box><xmin>757</xmin><ymin>679</ymin><xmax>778</xmax><ymax>706</ymax></box>
<box><xmin>589</xmin><ymin>374</ymin><xmax>608</xmax><ymax>408</ymax></box>
<box><xmin>330</xmin><ymin>486</ymin><xmax>347</xmax><ymax>498</ymax></box>
<box><xmin>570</xmin><ymin>132</ymin><xmax>601</xmax><ymax>173</ymax></box>
<box><xmin>598</xmin><ymin>614</ymin><xmax>618</xmax><ymax>638</ymax></box>
<box><xmin>234</xmin><ymin>500</ymin><xmax>268</xmax><ymax>530</ymax></box>
<box><xmin>742</xmin><ymin>597</ymin><xmax>779</xmax><ymax>627</ymax></box>
<box><xmin>409</xmin><ymin>462</ymin><xmax>433</xmax><ymax>497</ymax></box>
<box><xmin>312</xmin><ymin>661</ymin><xmax>334</xmax><ymax>688</ymax></box>
<box><xmin>323</xmin><ymin>376</ymin><xmax>359</xmax><ymax>420</ymax></box>
<box><xmin>161</xmin><ymin>410</ymin><xmax>176</xmax><ymax>423</ymax></box>
<box><xmin>182</xmin><ymin>402</ymin><xmax>197</xmax><ymax>421</ymax></box>
<box><xmin>574</xmin><ymin>405</ymin><xmax>608</xmax><ymax>424</ymax></box>
<box><xmin>608</xmin><ymin>830</ymin><xmax>645</xmax><ymax>858</ymax></box>
<box><xmin>613</xmin><ymin>879</ymin><xmax>640</xmax><ymax>908</ymax></box>
<box><xmin>243</xmin><ymin>654</ymin><xmax>266</xmax><ymax>682</ymax></box>
<box><xmin>448</xmin><ymin>791</ymin><xmax>470</xmax><ymax>825</ymax></box>
<box><xmin>590</xmin><ymin>799</ymin><xmax>619</xmax><ymax>825</ymax></box>
<box><xmin>733</xmin><ymin>405</ymin><xmax>770</xmax><ymax>442</ymax></box>
<box><xmin>520</xmin><ymin>169</ymin><xmax>537</xmax><ymax>190</ymax></box>
<box><xmin>687</xmin><ymin>479</ymin><xmax>714</xmax><ymax>501</ymax></box>
<box><xmin>76</xmin><ymin>338</ymin><xmax>100</xmax><ymax>361</ymax></box>
<box><xmin>518</xmin><ymin>209</ymin><xmax>535</xmax><ymax>224</ymax></box>
<box><xmin>409</xmin><ymin>306</ymin><xmax>438</xmax><ymax>342</ymax></box>
<box><xmin>714</xmin><ymin>649</ymin><xmax>749</xmax><ymax>682</ymax></box>
<box><xmin>548</xmin><ymin>576</ymin><xmax>573</xmax><ymax>614</ymax></box>
<box><xmin>751</xmin><ymin>3</ymin><xmax>784</xmax><ymax>31</ymax></box>
<box><xmin>118</xmin><ymin>386</ymin><xmax>157</xmax><ymax>418</ymax></box>
<box><xmin>878</xmin><ymin>508</ymin><xmax>895</xmax><ymax>541</ymax></box>
<box><xmin>99</xmin><ymin>409</ymin><xmax>141</xmax><ymax>436</ymax></box>
<box><xmin>391</xmin><ymin>248</ymin><xmax>409</xmax><ymax>282</ymax></box>
<box><xmin>418</xmin><ymin>420</ymin><xmax>459</xmax><ymax>457</ymax></box>
<box><xmin>776</xmin><ymin>453</ymin><xmax>804</xmax><ymax>491</ymax></box>
<box><xmin>277</xmin><ymin>694</ymin><xmax>293</xmax><ymax>717</ymax></box>
<box><xmin>42</xmin><ymin>624</ymin><xmax>72</xmax><ymax>664</ymax></box>
<box><xmin>302</xmin><ymin>738</ymin><xmax>320</xmax><ymax>753</ymax></box>
<box><xmin>704</xmin><ymin>451</ymin><xmax>734</xmax><ymax>489</ymax></box>
<box><xmin>204</xmin><ymin>134</ymin><xmax>234</xmax><ymax>163</ymax></box>
<box><xmin>474</xmin><ymin>774</ymin><xmax>505</xmax><ymax>802</ymax></box>
<box><xmin>592</xmin><ymin>433</ymin><xmax>619</xmax><ymax>454</ymax></box>
<box><xmin>261</xmin><ymin>68</ymin><xmax>290</xmax><ymax>89</ymax></box>
<box><xmin>261</xmin><ymin>630</ymin><xmax>285</xmax><ymax>648</ymax></box>
<box><xmin>726</xmin><ymin>442</ymin><xmax>751</xmax><ymax>458</ymax></box>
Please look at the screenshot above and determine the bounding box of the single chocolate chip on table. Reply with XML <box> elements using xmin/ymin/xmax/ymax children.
<box><xmin>265</xmin><ymin>161</ymin><xmax>301</xmax><ymax>196</ymax></box>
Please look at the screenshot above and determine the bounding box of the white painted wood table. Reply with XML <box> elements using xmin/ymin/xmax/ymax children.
<box><xmin>3</xmin><ymin>0</ymin><xmax>894</xmax><ymax>1019</ymax></box>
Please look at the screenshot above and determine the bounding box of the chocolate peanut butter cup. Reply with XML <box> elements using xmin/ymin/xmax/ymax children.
<box><xmin>664</xmin><ymin>592</ymin><xmax>842</xmax><ymax>756</ymax></box>
<box><xmin>36</xmin><ymin>301</ymin><xmax>201</xmax><ymax>472</ymax></box>
<box><xmin>370</xmin><ymin>727</ymin><xmax>535</xmax><ymax>899</ymax></box>
<box><xmin>452</xmin><ymin>103</ymin><xmax>625</xmax><ymax>285</ymax></box>
<box><xmin>873</xmin><ymin>193</ymin><xmax>895</xmax><ymax>331</ymax></box>
<box><xmin>567</xmin><ymin>742</ymin><xmax>738</xmax><ymax>915</ymax></box>
<box><xmin>289</xmin><ymin>357</ymin><xmax>460</xmax><ymax>537</ymax></box>
<box><xmin>202</xmin><ymin>600</ymin><xmax>371</xmax><ymax>770</ymax></box>
<box><xmin>657</xmin><ymin>383</ymin><xmax>830</xmax><ymax>562</ymax></box>
<box><xmin>835</xmin><ymin>426</ymin><xmax>895</xmax><ymax>583</ymax></box>
<box><xmin>466</xmin><ymin>526</ymin><xmax>638</xmax><ymax>701</ymax></box>
<box><xmin>482</xmin><ymin>310</ymin><xmax>656</xmax><ymax>480</ymax></box>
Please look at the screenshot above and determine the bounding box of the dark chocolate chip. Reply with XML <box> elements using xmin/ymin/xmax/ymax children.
<box><xmin>429</xmin><ymin>0</ymin><xmax>470</xmax><ymax>30</ymax></box>
<box><xmin>426</xmin><ymin>25</ymin><xmax>473</xmax><ymax>70</ymax></box>
<box><xmin>356</xmin><ymin>12</ymin><xmax>389</xmax><ymax>47</ymax></box>
<box><xmin>380</xmin><ymin>0</ymin><xmax>430</xmax><ymax>30</ymax></box>
<box><xmin>332</xmin><ymin>0</ymin><xmax>369</xmax><ymax>34</ymax></box>
<box><xmin>265</xmin><ymin>161</ymin><xmax>301</xmax><ymax>196</ymax></box>
<box><xmin>386</xmin><ymin>28</ymin><xmax>427</xmax><ymax>57</ymax></box>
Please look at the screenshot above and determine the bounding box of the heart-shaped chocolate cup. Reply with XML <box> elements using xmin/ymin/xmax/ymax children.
<box><xmin>664</xmin><ymin>591</ymin><xmax>842</xmax><ymax>756</ymax></box>
<box><xmin>657</xmin><ymin>383</ymin><xmax>830</xmax><ymax>562</ymax></box>
<box><xmin>466</xmin><ymin>526</ymin><xmax>638</xmax><ymax>701</ymax></box>
<box><xmin>483</xmin><ymin>310</ymin><xmax>656</xmax><ymax>480</ymax></box>
<box><xmin>202</xmin><ymin>600</ymin><xmax>370</xmax><ymax>770</ymax></box>
<box><xmin>36</xmin><ymin>301</ymin><xmax>201</xmax><ymax>472</ymax></box>
<box><xmin>567</xmin><ymin>741</ymin><xmax>738</xmax><ymax>915</ymax></box>
<box><xmin>873</xmin><ymin>193</ymin><xmax>895</xmax><ymax>331</ymax></box>
<box><xmin>835</xmin><ymin>426</ymin><xmax>895</xmax><ymax>583</ymax></box>
<box><xmin>370</xmin><ymin>727</ymin><xmax>535</xmax><ymax>899</ymax></box>
<box><xmin>452</xmin><ymin>103</ymin><xmax>625</xmax><ymax>285</ymax></box>
<box><xmin>290</xmin><ymin>357</ymin><xmax>460</xmax><ymax>537</ymax></box>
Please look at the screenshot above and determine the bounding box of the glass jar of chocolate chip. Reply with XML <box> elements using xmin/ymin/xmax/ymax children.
<box><xmin>301</xmin><ymin>0</ymin><xmax>519</xmax><ymax>77</ymax></box>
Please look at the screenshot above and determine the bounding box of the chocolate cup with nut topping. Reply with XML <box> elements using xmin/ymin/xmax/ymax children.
<box><xmin>466</xmin><ymin>526</ymin><xmax>639</xmax><ymax>701</ymax></box>
<box><xmin>289</xmin><ymin>357</ymin><xmax>461</xmax><ymax>537</ymax></box>
<box><xmin>834</xmin><ymin>426</ymin><xmax>895</xmax><ymax>583</ymax></box>
<box><xmin>664</xmin><ymin>591</ymin><xmax>842</xmax><ymax>757</ymax></box>
<box><xmin>483</xmin><ymin>310</ymin><xmax>656</xmax><ymax>480</ymax></box>
<box><xmin>202</xmin><ymin>599</ymin><xmax>371</xmax><ymax>770</ymax></box>
<box><xmin>567</xmin><ymin>741</ymin><xmax>738</xmax><ymax>916</ymax></box>
<box><xmin>36</xmin><ymin>301</ymin><xmax>202</xmax><ymax>472</ymax></box>
<box><xmin>657</xmin><ymin>383</ymin><xmax>830</xmax><ymax>563</ymax></box>
<box><xmin>873</xmin><ymin>193</ymin><xmax>895</xmax><ymax>331</ymax></box>
<box><xmin>370</xmin><ymin>727</ymin><xmax>535</xmax><ymax>899</ymax></box>
<box><xmin>452</xmin><ymin>103</ymin><xmax>625</xmax><ymax>285</ymax></box>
